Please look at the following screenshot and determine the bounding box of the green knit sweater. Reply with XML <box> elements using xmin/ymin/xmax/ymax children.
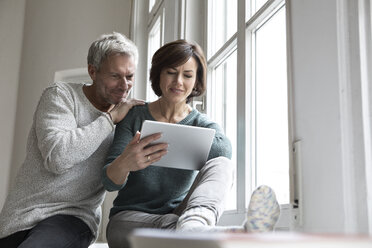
<box><xmin>102</xmin><ymin>103</ymin><xmax>232</xmax><ymax>218</ymax></box>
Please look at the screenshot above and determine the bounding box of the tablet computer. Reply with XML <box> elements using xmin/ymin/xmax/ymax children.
<box><xmin>140</xmin><ymin>120</ymin><xmax>215</xmax><ymax>170</ymax></box>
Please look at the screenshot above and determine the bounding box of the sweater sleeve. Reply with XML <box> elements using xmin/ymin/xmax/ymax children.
<box><xmin>196</xmin><ymin>114</ymin><xmax>232</xmax><ymax>160</ymax></box>
<box><xmin>35</xmin><ymin>84</ymin><xmax>114</xmax><ymax>174</ymax></box>
<box><xmin>102</xmin><ymin>109</ymin><xmax>137</xmax><ymax>191</ymax></box>
<box><xmin>207</xmin><ymin>123</ymin><xmax>232</xmax><ymax>160</ymax></box>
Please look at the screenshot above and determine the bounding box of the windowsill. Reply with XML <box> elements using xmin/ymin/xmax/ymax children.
<box><xmin>89</xmin><ymin>243</ymin><xmax>108</xmax><ymax>248</ymax></box>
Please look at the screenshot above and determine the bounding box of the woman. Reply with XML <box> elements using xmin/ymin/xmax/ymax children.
<box><xmin>102</xmin><ymin>40</ymin><xmax>280</xmax><ymax>248</ymax></box>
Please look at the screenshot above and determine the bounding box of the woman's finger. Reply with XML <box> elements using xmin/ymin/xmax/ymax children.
<box><xmin>129</xmin><ymin>131</ymin><xmax>141</xmax><ymax>145</ymax></box>
<box><xmin>144</xmin><ymin>143</ymin><xmax>168</xmax><ymax>156</ymax></box>
<box><xmin>145</xmin><ymin>149</ymin><xmax>168</xmax><ymax>164</ymax></box>
<box><xmin>138</xmin><ymin>132</ymin><xmax>166</xmax><ymax>147</ymax></box>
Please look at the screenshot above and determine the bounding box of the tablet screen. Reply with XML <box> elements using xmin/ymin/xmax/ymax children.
<box><xmin>140</xmin><ymin>120</ymin><xmax>215</xmax><ymax>170</ymax></box>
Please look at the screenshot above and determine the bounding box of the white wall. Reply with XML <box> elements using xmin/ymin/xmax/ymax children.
<box><xmin>0</xmin><ymin>0</ymin><xmax>26</xmax><ymax>208</ymax></box>
<box><xmin>288</xmin><ymin>0</ymin><xmax>370</xmax><ymax>233</ymax></box>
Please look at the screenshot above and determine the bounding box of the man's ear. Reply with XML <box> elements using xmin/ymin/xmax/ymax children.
<box><xmin>88</xmin><ymin>64</ymin><xmax>97</xmax><ymax>81</ymax></box>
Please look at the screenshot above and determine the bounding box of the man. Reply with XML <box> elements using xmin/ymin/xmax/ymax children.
<box><xmin>0</xmin><ymin>32</ymin><xmax>144</xmax><ymax>247</ymax></box>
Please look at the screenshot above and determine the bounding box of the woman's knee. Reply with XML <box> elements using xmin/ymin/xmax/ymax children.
<box><xmin>203</xmin><ymin>156</ymin><xmax>235</xmax><ymax>182</ymax></box>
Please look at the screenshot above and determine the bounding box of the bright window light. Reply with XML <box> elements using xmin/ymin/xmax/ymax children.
<box><xmin>210</xmin><ymin>50</ymin><xmax>237</xmax><ymax>210</ymax></box>
<box><xmin>149</xmin><ymin>0</ymin><xmax>156</xmax><ymax>12</ymax></box>
<box><xmin>208</xmin><ymin>0</ymin><xmax>237</xmax><ymax>58</ymax></box>
<box><xmin>147</xmin><ymin>17</ymin><xmax>161</xmax><ymax>102</ymax></box>
<box><xmin>255</xmin><ymin>0</ymin><xmax>268</xmax><ymax>12</ymax></box>
<box><xmin>253</xmin><ymin>6</ymin><xmax>289</xmax><ymax>204</ymax></box>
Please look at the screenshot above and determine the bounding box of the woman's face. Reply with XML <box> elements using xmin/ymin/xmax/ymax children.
<box><xmin>159</xmin><ymin>57</ymin><xmax>198</xmax><ymax>104</ymax></box>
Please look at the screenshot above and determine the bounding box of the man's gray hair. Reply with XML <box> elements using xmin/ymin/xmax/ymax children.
<box><xmin>87</xmin><ymin>32</ymin><xmax>138</xmax><ymax>70</ymax></box>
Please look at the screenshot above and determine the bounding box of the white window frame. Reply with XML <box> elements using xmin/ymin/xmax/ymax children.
<box><xmin>146</xmin><ymin>1</ymin><xmax>165</xmax><ymax>101</ymax></box>
<box><xmin>131</xmin><ymin>0</ymin><xmax>184</xmax><ymax>101</ymax></box>
<box><xmin>132</xmin><ymin>0</ymin><xmax>293</xmax><ymax>230</ymax></box>
<box><xmin>205</xmin><ymin>0</ymin><xmax>292</xmax><ymax>230</ymax></box>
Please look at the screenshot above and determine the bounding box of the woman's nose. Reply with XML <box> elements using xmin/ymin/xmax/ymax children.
<box><xmin>175</xmin><ymin>73</ymin><xmax>183</xmax><ymax>85</ymax></box>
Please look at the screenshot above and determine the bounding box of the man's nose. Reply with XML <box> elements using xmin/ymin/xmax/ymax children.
<box><xmin>119</xmin><ymin>77</ymin><xmax>130</xmax><ymax>90</ymax></box>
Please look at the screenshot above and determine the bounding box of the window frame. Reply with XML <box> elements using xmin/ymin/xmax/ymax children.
<box><xmin>132</xmin><ymin>0</ymin><xmax>372</xmax><ymax>234</ymax></box>
<box><xmin>132</xmin><ymin>0</ymin><xmax>293</xmax><ymax>230</ymax></box>
<box><xmin>206</xmin><ymin>0</ymin><xmax>292</xmax><ymax>230</ymax></box>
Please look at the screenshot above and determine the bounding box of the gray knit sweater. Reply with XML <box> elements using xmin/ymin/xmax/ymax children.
<box><xmin>0</xmin><ymin>82</ymin><xmax>115</xmax><ymax>240</ymax></box>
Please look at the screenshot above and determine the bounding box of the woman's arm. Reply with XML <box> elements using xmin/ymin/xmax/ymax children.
<box><xmin>102</xmin><ymin>116</ymin><xmax>168</xmax><ymax>191</ymax></box>
<box><xmin>196</xmin><ymin>114</ymin><xmax>232</xmax><ymax>160</ymax></box>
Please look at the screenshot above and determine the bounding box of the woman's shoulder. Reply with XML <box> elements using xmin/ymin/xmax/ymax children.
<box><xmin>188</xmin><ymin>109</ymin><xmax>218</xmax><ymax>127</ymax></box>
<box><xmin>131</xmin><ymin>103</ymin><xmax>149</xmax><ymax>113</ymax></box>
<box><xmin>117</xmin><ymin>103</ymin><xmax>151</xmax><ymax>126</ymax></box>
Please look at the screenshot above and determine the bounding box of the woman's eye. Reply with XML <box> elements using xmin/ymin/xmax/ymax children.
<box><xmin>167</xmin><ymin>71</ymin><xmax>176</xmax><ymax>75</ymax></box>
<box><xmin>184</xmin><ymin>74</ymin><xmax>193</xmax><ymax>78</ymax></box>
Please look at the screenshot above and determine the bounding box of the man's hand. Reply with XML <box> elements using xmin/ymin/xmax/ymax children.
<box><xmin>108</xmin><ymin>98</ymin><xmax>145</xmax><ymax>124</ymax></box>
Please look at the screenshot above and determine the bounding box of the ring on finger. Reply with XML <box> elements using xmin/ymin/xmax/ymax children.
<box><xmin>147</xmin><ymin>155</ymin><xmax>151</xmax><ymax>161</ymax></box>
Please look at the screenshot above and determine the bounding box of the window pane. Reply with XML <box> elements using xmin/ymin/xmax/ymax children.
<box><xmin>149</xmin><ymin>0</ymin><xmax>156</xmax><ymax>12</ymax></box>
<box><xmin>208</xmin><ymin>0</ymin><xmax>237</xmax><ymax>57</ymax></box>
<box><xmin>210</xmin><ymin>50</ymin><xmax>237</xmax><ymax>210</ymax></box>
<box><xmin>255</xmin><ymin>0</ymin><xmax>267</xmax><ymax>12</ymax></box>
<box><xmin>246</xmin><ymin>0</ymin><xmax>270</xmax><ymax>19</ymax></box>
<box><xmin>147</xmin><ymin>17</ymin><xmax>161</xmax><ymax>102</ymax></box>
<box><xmin>254</xmin><ymin>7</ymin><xmax>289</xmax><ymax>204</ymax></box>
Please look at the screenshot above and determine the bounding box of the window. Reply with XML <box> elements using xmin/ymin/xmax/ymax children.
<box><xmin>207</xmin><ymin>0</ymin><xmax>238</xmax><ymax>212</ymax></box>
<box><xmin>146</xmin><ymin>0</ymin><xmax>164</xmax><ymax>102</ymax></box>
<box><xmin>253</xmin><ymin>6</ymin><xmax>289</xmax><ymax>204</ymax></box>
<box><xmin>207</xmin><ymin>0</ymin><xmax>290</xmax><ymax>227</ymax></box>
<box><xmin>134</xmin><ymin>0</ymin><xmax>372</xmax><ymax>233</ymax></box>
<box><xmin>134</xmin><ymin>0</ymin><xmax>290</xmax><ymax>229</ymax></box>
<box><xmin>208</xmin><ymin>50</ymin><xmax>238</xmax><ymax>210</ymax></box>
<box><xmin>207</xmin><ymin>0</ymin><xmax>237</xmax><ymax>57</ymax></box>
<box><xmin>147</xmin><ymin>15</ymin><xmax>162</xmax><ymax>102</ymax></box>
<box><xmin>149</xmin><ymin>0</ymin><xmax>156</xmax><ymax>12</ymax></box>
<box><xmin>144</xmin><ymin>0</ymin><xmax>182</xmax><ymax>102</ymax></box>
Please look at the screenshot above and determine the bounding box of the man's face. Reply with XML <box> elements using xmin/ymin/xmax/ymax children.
<box><xmin>88</xmin><ymin>54</ymin><xmax>136</xmax><ymax>105</ymax></box>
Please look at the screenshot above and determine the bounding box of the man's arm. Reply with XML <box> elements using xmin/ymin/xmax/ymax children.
<box><xmin>35</xmin><ymin>84</ymin><xmax>114</xmax><ymax>174</ymax></box>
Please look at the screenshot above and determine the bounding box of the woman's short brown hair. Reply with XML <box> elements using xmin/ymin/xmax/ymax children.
<box><xmin>150</xmin><ymin>40</ymin><xmax>207</xmax><ymax>103</ymax></box>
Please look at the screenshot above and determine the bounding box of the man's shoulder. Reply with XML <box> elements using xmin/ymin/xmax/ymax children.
<box><xmin>47</xmin><ymin>81</ymin><xmax>83</xmax><ymax>93</ymax></box>
<box><xmin>39</xmin><ymin>81</ymin><xmax>85</xmax><ymax>107</ymax></box>
<box><xmin>43</xmin><ymin>81</ymin><xmax>84</xmax><ymax>98</ymax></box>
